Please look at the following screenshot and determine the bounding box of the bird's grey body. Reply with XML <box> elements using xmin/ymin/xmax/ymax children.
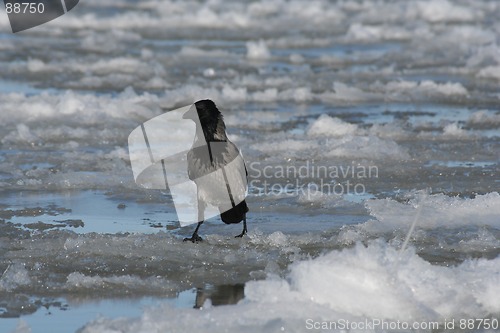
<box><xmin>183</xmin><ymin>100</ymin><xmax>248</xmax><ymax>242</ymax></box>
<box><xmin>187</xmin><ymin>142</ymin><xmax>247</xmax><ymax>211</ymax></box>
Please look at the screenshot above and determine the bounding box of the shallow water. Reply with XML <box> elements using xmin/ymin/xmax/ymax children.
<box><xmin>0</xmin><ymin>0</ymin><xmax>499</xmax><ymax>332</ymax></box>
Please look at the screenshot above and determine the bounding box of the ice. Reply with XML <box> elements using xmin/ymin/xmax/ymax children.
<box><xmin>26</xmin><ymin>58</ymin><xmax>47</xmax><ymax>72</ymax></box>
<box><xmin>1</xmin><ymin>0</ymin><xmax>499</xmax><ymax>330</ymax></box>
<box><xmin>307</xmin><ymin>115</ymin><xmax>358</xmax><ymax>137</ymax></box>
<box><xmin>0</xmin><ymin>263</ymin><xmax>31</xmax><ymax>292</ymax></box>
<box><xmin>14</xmin><ymin>124</ymin><xmax>38</xmax><ymax>143</ymax></box>
<box><xmin>79</xmin><ymin>242</ymin><xmax>500</xmax><ymax>333</ymax></box>
<box><xmin>326</xmin><ymin>136</ymin><xmax>410</xmax><ymax>160</ymax></box>
<box><xmin>346</xmin><ymin>23</ymin><xmax>412</xmax><ymax>42</ymax></box>
<box><xmin>279</xmin><ymin>87</ymin><xmax>312</xmax><ymax>103</ymax></box>
<box><xmin>467</xmin><ymin>44</ymin><xmax>500</xmax><ymax>68</ymax></box>
<box><xmin>0</xmin><ymin>89</ymin><xmax>159</xmax><ymax>124</ymax></box>
<box><xmin>455</xmin><ymin>228</ymin><xmax>500</xmax><ymax>256</ymax></box>
<box><xmin>368</xmin><ymin>122</ymin><xmax>410</xmax><ymax>140</ymax></box>
<box><xmin>249</xmin><ymin>129</ymin><xmax>410</xmax><ymax>160</ymax></box>
<box><xmin>359</xmin><ymin>192</ymin><xmax>500</xmax><ymax>234</ymax></box>
<box><xmin>82</xmin><ymin>29</ymin><xmax>141</xmax><ymax>51</ymax></box>
<box><xmin>383</xmin><ymin>80</ymin><xmax>469</xmax><ymax>99</ymax></box>
<box><xmin>477</xmin><ymin>66</ymin><xmax>500</xmax><ymax>80</ymax></box>
<box><xmin>244</xmin><ymin>112</ymin><xmax>409</xmax><ymax>160</ymax></box>
<box><xmin>416</xmin><ymin>0</ymin><xmax>480</xmax><ymax>23</ymax></box>
<box><xmin>65</xmin><ymin>272</ymin><xmax>176</xmax><ymax>293</ymax></box>
<box><xmin>442</xmin><ymin>122</ymin><xmax>469</xmax><ymax>138</ymax></box>
<box><xmin>317</xmin><ymin>81</ymin><xmax>469</xmax><ymax>104</ymax></box>
<box><xmin>321</xmin><ymin>82</ymin><xmax>378</xmax><ymax>103</ymax></box>
<box><xmin>467</xmin><ymin>110</ymin><xmax>500</xmax><ymax>126</ymax></box>
<box><xmin>252</xmin><ymin>88</ymin><xmax>278</xmax><ymax>102</ymax></box>
<box><xmin>444</xmin><ymin>26</ymin><xmax>495</xmax><ymax>46</ymax></box>
<box><xmin>179</xmin><ymin>46</ymin><xmax>235</xmax><ymax>59</ymax></box>
<box><xmin>296</xmin><ymin>188</ymin><xmax>350</xmax><ymax>209</ymax></box>
<box><xmin>246</xmin><ymin>40</ymin><xmax>271</xmax><ymax>60</ymax></box>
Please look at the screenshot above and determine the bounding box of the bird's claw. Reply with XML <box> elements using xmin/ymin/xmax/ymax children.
<box><xmin>234</xmin><ymin>231</ymin><xmax>247</xmax><ymax>238</ymax></box>
<box><xmin>183</xmin><ymin>233</ymin><xmax>203</xmax><ymax>243</ymax></box>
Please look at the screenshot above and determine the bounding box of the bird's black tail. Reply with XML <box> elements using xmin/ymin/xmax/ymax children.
<box><xmin>220</xmin><ymin>200</ymin><xmax>248</xmax><ymax>224</ymax></box>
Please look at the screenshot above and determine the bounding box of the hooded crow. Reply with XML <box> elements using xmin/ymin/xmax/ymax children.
<box><xmin>182</xmin><ymin>99</ymin><xmax>248</xmax><ymax>242</ymax></box>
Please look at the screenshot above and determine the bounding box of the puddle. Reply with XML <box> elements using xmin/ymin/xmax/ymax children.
<box><xmin>0</xmin><ymin>190</ymin><xmax>179</xmax><ymax>234</ymax></box>
<box><xmin>1</xmin><ymin>284</ymin><xmax>245</xmax><ymax>333</ymax></box>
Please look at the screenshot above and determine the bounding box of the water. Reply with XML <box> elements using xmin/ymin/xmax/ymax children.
<box><xmin>0</xmin><ymin>0</ymin><xmax>499</xmax><ymax>332</ymax></box>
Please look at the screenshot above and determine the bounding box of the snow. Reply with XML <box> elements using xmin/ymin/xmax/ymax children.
<box><xmin>442</xmin><ymin>122</ymin><xmax>469</xmax><ymax>138</ymax></box>
<box><xmin>416</xmin><ymin>0</ymin><xmax>480</xmax><ymax>23</ymax></box>
<box><xmin>246</xmin><ymin>40</ymin><xmax>271</xmax><ymax>60</ymax></box>
<box><xmin>79</xmin><ymin>242</ymin><xmax>500</xmax><ymax>333</ymax></box>
<box><xmin>477</xmin><ymin>66</ymin><xmax>500</xmax><ymax>80</ymax></box>
<box><xmin>0</xmin><ymin>0</ymin><xmax>499</xmax><ymax>331</ymax></box>
<box><xmin>307</xmin><ymin>115</ymin><xmax>358</xmax><ymax>137</ymax></box>
<box><xmin>359</xmin><ymin>192</ymin><xmax>500</xmax><ymax>234</ymax></box>
<box><xmin>467</xmin><ymin>110</ymin><xmax>500</xmax><ymax>126</ymax></box>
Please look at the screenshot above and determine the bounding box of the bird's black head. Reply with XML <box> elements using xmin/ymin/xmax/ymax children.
<box><xmin>184</xmin><ymin>99</ymin><xmax>227</xmax><ymax>141</ymax></box>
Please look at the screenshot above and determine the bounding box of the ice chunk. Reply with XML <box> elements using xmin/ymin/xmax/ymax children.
<box><xmin>321</xmin><ymin>82</ymin><xmax>378</xmax><ymax>102</ymax></box>
<box><xmin>442</xmin><ymin>122</ymin><xmax>469</xmax><ymax>138</ymax></box>
<box><xmin>326</xmin><ymin>135</ymin><xmax>410</xmax><ymax>160</ymax></box>
<box><xmin>467</xmin><ymin>110</ymin><xmax>500</xmax><ymax>126</ymax></box>
<box><xmin>246</xmin><ymin>40</ymin><xmax>271</xmax><ymax>59</ymax></box>
<box><xmin>384</xmin><ymin>80</ymin><xmax>468</xmax><ymax>98</ymax></box>
<box><xmin>307</xmin><ymin>115</ymin><xmax>358</xmax><ymax>137</ymax></box>
<box><xmin>0</xmin><ymin>262</ymin><xmax>31</xmax><ymax>292</ymax></box>
<box><xmin>361</xmin><ymin>192</ymin><xmax>500</xmax><ymax>234</ymax></box>
<box><xmin>477</xmin><ymin>66</ymin><xmax>500</xmax><ymax>80</ymax></box>
<box><xmin>416</xmin><ymin>0</ymin><xmax>479</xmax><ymax>23</ymax></box>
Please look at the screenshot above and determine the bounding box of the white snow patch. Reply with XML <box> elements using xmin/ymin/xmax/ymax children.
<box><xmin>467</xmin><ymin>110</ymin><xmax>500</xmax><ymax>126</ymax></box>
<box><xmin>442</xmin><ymin>122</ymin><xmax>469</xmax><ymax>138</ymax></box>
<box><xmin>477</xmin><ymin>66</ymin><xmax>500</xmax><ymax>80</ymax></box>
<box><xmin>326</xmin><ymin>135</ymin><xmax>410</xmax><ymax>160</ymax></box>
<box><xmin>307</xmin><ymin>114</ymin><xmax>358</xmax><ymax>137</ymax></box>
<box><xmin>246</xmin><ymin>40</ymin><xmax>271</xmax><ymax>59</ymax></box>
<box><xmin>79</xmin><ymin>241</ymin><xmax>500</xmax><ymax>333</ymax></box>
<box><xmin>361</xmin><ymin>192</ymin><xmax>500</xmax><ymax>234</ymax></box>
<box><xmin>416</xmin><ymin>0</ymin><xmax>480</xmax><ymax>23</ymax></box>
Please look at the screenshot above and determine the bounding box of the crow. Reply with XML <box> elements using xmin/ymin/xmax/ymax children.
<box><xmin>182</xmin><ymin>99</ymin><xmax>248</xmax><ymax>242</ymax></box>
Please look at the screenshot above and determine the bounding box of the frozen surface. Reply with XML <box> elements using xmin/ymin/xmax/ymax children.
<box><xmin>0</xmin><ymin>0</ymin><xmax>499</xmax><ymax>331</ymax></box>
<box><xmin>79</xmin><ymin>242</ymin><xmax>500</xmax><ymax>333</ymax></box>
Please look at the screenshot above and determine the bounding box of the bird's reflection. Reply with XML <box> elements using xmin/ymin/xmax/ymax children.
<box><xmin>194</xmin><ymin>283</ymin><xmax>245</xmax><ymax>308</ymax></box>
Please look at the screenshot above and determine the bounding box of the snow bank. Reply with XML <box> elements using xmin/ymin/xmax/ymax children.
<box><xmin>79</xmin><ymin>241</ymin><xmax>500</xmax><ymax>333</ymax></box>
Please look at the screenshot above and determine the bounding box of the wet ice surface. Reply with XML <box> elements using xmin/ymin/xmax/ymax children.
<box><xmin>0</xmin><ymin>0</ymin><xmax>499</xmax><ymax>332</ymax></box>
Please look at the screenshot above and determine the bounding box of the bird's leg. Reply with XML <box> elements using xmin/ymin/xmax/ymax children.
<box><xmin>235</xmin><ymin>216</ymin><xmax>247</xmax><ymax>238</ymax></box>
<box><xmin>184</xmin><ymin>198</ymin><xmax>205</xmax><ymax>243</ymax></box>
<box><xmin>183</xmin><ymin>221</ymin><xmax>203</xmax><ymax>243</ymax></box>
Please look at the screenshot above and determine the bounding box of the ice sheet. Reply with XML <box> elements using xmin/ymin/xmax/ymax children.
<box><xmin>0</xmin><ymin>0</ymin><xmax>499</xmax><ymax>331</ymax></box>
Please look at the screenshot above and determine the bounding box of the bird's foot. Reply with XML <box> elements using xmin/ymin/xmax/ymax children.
<box><xmin>234</xmin><ymin>231</ymin><xmax>247</xmax><ymax>238</ymax></box>
<box><xmin>183</xmin><ymin>233</ymin><xmax>203</xmax><ymax>243</ymax></box>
